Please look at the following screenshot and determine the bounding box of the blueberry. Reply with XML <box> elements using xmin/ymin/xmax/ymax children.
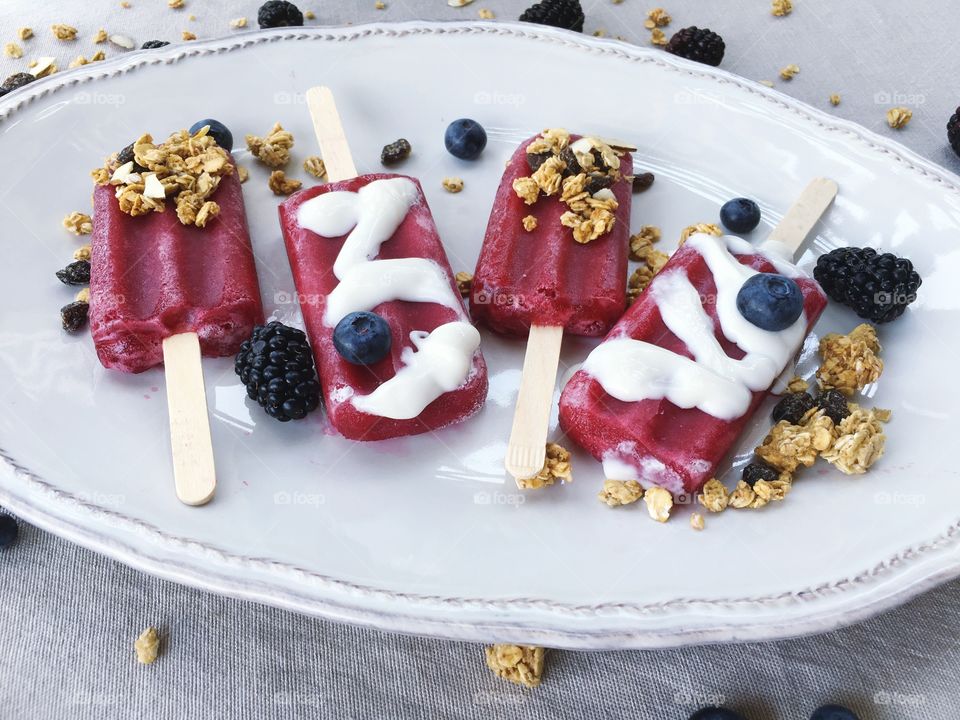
<box><xmin>444</xmin><ymin>118</ymin><xmax>487</xmax><ymax>160</ymax></box>
<box><xmin>720</xmin><ymin>198</ymin><xmax>761</xmax><ymax>233</ymax></box>
<box><xmin>810</xmin><ymin>704</ymin><xmax>859</xmax><ymax>720</ymax></box>
<box><xmin>141</xmin><ymin>40</ymin><xmax>170</xmax><ymax>49</ymax></box>
<box><xmin>189</xmin><ymin>119</ymin><xmax>233</xmax><ymax>152</ymax></box>
<box><xmin>688</xmin><ymin>708</ymin><xmax>746</xmax><ymax>720</ymax></box>
<box><xmin>333</xmin><ymin>312</ymin><xmax>392</xmax><ymax>365</ymax></box>
<box><xmin>0</xmin><ymin>514</ymin><xmax>18</xmax><ymax>549</ymax></box>
<box><xmin>736</xmin><ymin>273</ymin><xmax>804</xmax><ymax>331</ymax></box>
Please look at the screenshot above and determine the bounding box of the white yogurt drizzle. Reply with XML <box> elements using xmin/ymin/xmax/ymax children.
<box><xmin>582</xmin><ymin>233</ymin><xmax>808</xmax><ymax>421</ymax></box>
<box><xmin>297</xmin><ymin>178</ymin><xmax>480</xmax><ymax>420</ymax></box>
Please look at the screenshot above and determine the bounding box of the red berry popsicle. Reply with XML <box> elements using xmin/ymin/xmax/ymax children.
<box><xmin>469</xmin><ymin>129</ymin><xmax>632</xmax><ymax>483</ymax></box>
<box><xmin>87</xmin><ymin>128</ymin><xmax>264</xmax><ymax>505</ymax></box>
<box><xmin>471</xmin><ymin>131</ymin><xmax>632</xmax><ymax>336</ymax></box>
<box><xmin>559</xmin><ymin>179</ymin><xmax>837</xmax><ymax>495</ymax></box>
<box><xmin>278</xmin><ymin>87</ymin><xmax>487</xmax><ymax>440</ymax></box>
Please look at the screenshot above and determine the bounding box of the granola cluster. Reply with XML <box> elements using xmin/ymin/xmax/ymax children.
<box><xmin>678</xmin><ymin>222</ymin><xmax>722</xmax><ymax>246</ymax></box>
<box><xmin>756</xmin><ymin>409</ymin><xmax>836</xmax><ymax>472</ymax></box>
<box><xmin>643</xmin><ymin>486</ymin><xmax>673</xmax><ymax>522</ymax></box>
<box><xmin>62</xmin><ymin>211</ymin><xmax>93</xmax><ymax>236</ymax></box>
<box><xmin>816</xmin><ymin>323</ymin><xmax>883</xmax><ymax>395</ymax></box>
<box><xmin>518</xmin><ymin>443</ymin><xmax>572</xmax><ymax>490</ymax></box>
<box><xmin>597</xmin><ymin>479</ymin><xmax>643</xmax><ymax>507</ymax></box>
<box><xmin>627</xmin><ymin>226</ymin><xmax>670</xmax><ymax>302</ymax></box>
<box><xmin>268</xmin><ymin>170</ymin><xmax>301</xmax><ymax>196</ymax></box>
<box><xmin>246</xmin><ymin>122</ymin><xmax>295</xmax><ymax>168</ymax></box>
<box><xmin>91</xmin><ymin>126</ymin><xmax>235</xmax><ymax>228</ymax></box>
<box><xmin>821</xmin><ymin>407</ymin><xmax>890</xmax><ymax>474</ymax></box>
<box><xmin>484</xmin><ymin>645</ymin><xmax>544</xmax><ymax>688</ymax></box>
<box><xmin>454</xmin><ymin>271</ymin><xmax>473</xmax><ymax>298</ymax></box>
<box><xmin>513</xmin><ymin>129</ymin><xmax>628</xmax><ymax>244</ymax></box>
<box><xmin>697</xmin><ymin>323</ymin><xmax>891</xmax><ymax>521</ymax></box>
<box><xmin>134</xmin><ymin>627</ymin><xmax>160</xmax><ymax>665</ymax></box>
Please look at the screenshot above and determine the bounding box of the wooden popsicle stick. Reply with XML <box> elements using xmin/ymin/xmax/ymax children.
<box><xmin>305</xmin><ymin>86</ymin><xmax>358</xmax><ymax>182</ymax></box>
<box><xmin>163</xmin><ymin>332</ymin><xmax>216</xmax><ymax>506</ymax></box>
<box><xmin>766</xmin><ymin>177</ymin><xmax>838</xmax><ymax>258</ymax></box>
<box><xmin>505</xmin><ymin>324</ymin><xmax>565</xmax><ymax>484</ymax></box>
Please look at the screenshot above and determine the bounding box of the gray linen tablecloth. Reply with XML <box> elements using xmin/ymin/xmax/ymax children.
<box><xmin>1</xmin><ymin>1</ymin><xmax>957</xmax><ymax>718</ymax></box>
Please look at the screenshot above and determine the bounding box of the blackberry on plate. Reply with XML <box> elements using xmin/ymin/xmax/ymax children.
<box><xmin>141</xmin><ymin>40</ymin><xmax>170</xmax><ymax>49</ymax></box>
<box><xmin>817</xmin><ymin>389</ymin><xmax>850</xmax><ymax>424</ymax></box>
<box><xmin>665</xmin><ymin>26</ymin><xmax>725</xmax><ymax>67</ymax></box>
<box><xmin>948</xmin><ymin>106</ymin><xmax>960</xmax><ymax>158</ymax></box>
<box><xmin>258</xmin><ymin>1</ymin><xmax>304</xmax><ymax>29</ymax></box>
<box><xmin>814</xmin><ymin>246</ymin><xmax>921</xmax><ymax>323</ymax></box>
<box><xmin>518</xmin><ymin>0</ymin><xmax>585</xmax><ymax>32</ymax></box>
<box><xmin>2</xmin><ymin>72</ymin><xmax>36</xmax><ymax>92</ymax></box>
<box><xmin>772</xmin><ymin>391</ymin><xmax>815</xmax><ymax>424</ymax></box>
<box><xmin>742</xmin><ymin>461</ymin><xmax>780</xmax><ymax>485</ymax></box>
<box><xmin>235</xmin><ymin>321</ymin><xmax>321</xmax><ymax>422</ymax></box>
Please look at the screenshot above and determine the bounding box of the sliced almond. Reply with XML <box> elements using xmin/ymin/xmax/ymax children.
<box><xmin>143</xmin><ymin>173</ymin><xmax>166</xmax><ymax>199</ymax></box>
<box><xmin>109</xmin><ymin>34</ymin><xmax>135</xmax><ymax>49</ymax></box>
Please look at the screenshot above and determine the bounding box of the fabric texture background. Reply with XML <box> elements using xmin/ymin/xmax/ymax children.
<box><xmin>0</xmin><ymin>1</ymin><xmax>957</xmax><ymax>718</ymax></box>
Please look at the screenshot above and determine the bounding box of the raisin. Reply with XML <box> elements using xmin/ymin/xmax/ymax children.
<box><xmin>526</xmin><ymin>151</ymin><xmax>552</xmax><ymax>174</ymax></box>
<box><xmin>56</xmin><ymin>260</ymin><xmax>91</xmax><ymax>286</ymax></box>
<box><xmin>584</xmin><ymin>173</ymin><xmax>613</xmax><ymax>194</ymax></box>
<box><xmin>380</xmin><ymin>138</ymin><xmax>412</xmax><ymax>166</ymax></box>
<box><xmin>772</xmin><ymin>392</ymin><xmax>815</xmax><ymax>425</ymax></box>
<box><xmin>559</xmin><ymin>146</ymin><xmax>581</xmax><ymax>176</ymax></box>
<box><xmin>817</xmin><ymin>389</ymin><xmax>851</xmax><ymax>423</ymax></box>
<box><xmin>742</xmin><ymin>461</ymin><xmax>780</xmax><ymax>485</ymax></box>
<box><xmin>60</xmin><ymin>301</ymin><xmax>89</xmax><ymax>331</ymax></box>
<box><xmin>632</xmin><ymin>171</ymin><xmax>655</xmax><ymax>193</ymax></box>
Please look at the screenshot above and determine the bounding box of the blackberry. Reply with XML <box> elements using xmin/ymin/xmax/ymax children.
<box><xmin>518</xmin><ymin>0</ymin><xmax>585</xmax><ymax>32</ymax></box>
<box><xmin>257</xmin><ymin>1</ymin><xmax>304</xmax><ymax>29</ymax></box>
<box><xmin>948</xmin><ymin>107</ymin><xmax>960</xmax><ymax>158</ymax></box>
<box><xmin>665</xmin><ymin>27</ymin><xmax>725</xmax><ymax>67</ymax></box>
<box><xmin>632</xmin><ymin>171</ymin><xmax>655</xmax><ymax>193</ymax></box>
<box><xmin>772</xmin><ymin>391</ymin><xmax>815</xmax><ymax>424</ymax></box>
<box><xmin>814</xmin><ymin>246</ymin><xmax>921</xmax><ymax>323</ymax></box>
<box><xmin>234</xmin><ymin>321</ymin><xmax>320</xmax><ymax>422</ymax></box>
<box><xmin>141</xmin><ymin>40</ymin><xmax>170</xmax><ymax>49</ymax></box>
<box><xmin>56</xmin><ymin>260</ymin><xmax>91</xmax><ymax>286</ymax></box>
<box><xmin>380</xmin><ymin>138</ymin><xmax>412</xmax><ymax>166</ymax></box>
<box><xmin>742</xmin><ymin>461</ymin><xmax>780</xmax><ymax>485</ymax></box>
<box><xmin>2</xmin><ymin>72</ymin><xmax>36</xmax><ymax>92</ymax></box>
<box><xmin>61</xmin><ymin>301</ymin><xmax>89</xmax><ymax>332</ymax></box>
<box><xmin>817</xmin><ymin>389</ymin><xmax>850</xmax><ymax>424</ymax></box>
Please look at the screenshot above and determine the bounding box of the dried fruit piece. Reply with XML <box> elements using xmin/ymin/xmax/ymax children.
<box><xmin>56</xmin><ymin>260</ymin><xmax>91</xmax><ymax>285</ymax></box>
<box><xmin>380</xmin><ymin>138</ymin><xmax>412</xmax><ymax>166</ymax></box>
<box><xmin>60</xmin><ymin>301</ymin><xmax>89</xmax><ymax>331</ymax></box>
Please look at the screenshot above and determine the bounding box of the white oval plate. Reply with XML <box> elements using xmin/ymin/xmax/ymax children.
<box><xmin>0</xmin><ymin>22</ymin><xmax>957</xmax><ymax>650</ymax></box>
